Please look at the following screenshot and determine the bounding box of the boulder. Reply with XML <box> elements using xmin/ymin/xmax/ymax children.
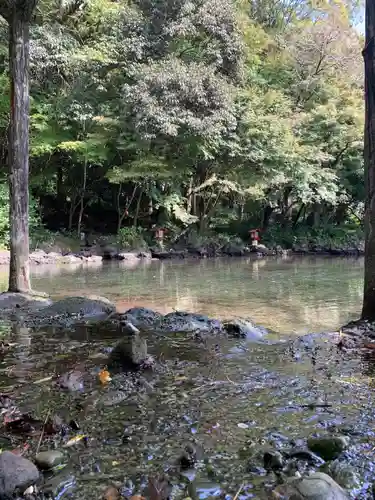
<box><xmin>25</xmin><ymin>296</ymin><xmax>115</xmax><ymax>327</ymax></box>
<box><xmin>0</xmin><ymin>292</ymin><xmax>52</xmax><ymax>320</ymax></box>
<box><xmin>0</xmin><ymin>451</ymin><xmax>39</xmax><ymax>498</ymax></box>
<box><xmin>223</xmin><ymin>318</ymin><xmax>267</xmax><ymax>340</ymax></box>
<box><xmin>59</xmin><ymin>255</ymin><xmax>82</xmax><ymax>265</ymax></box>
<box><xmin>120</xmin><ymin>307</ymin><xmax>163</xmax><ymax>329</ymax></box>
<box><xmin>118</xmin><ymin>252</ymin><xmax>141</xmax><ymax>261</ymax></box>
<box><xmin>101</xmin><ymin>246</ymin><xmax>119</xmax><ymax>260</ymax></box>
<box><xmin>307</xmin><ymin>436</ymin><xmax>349</xmax><ymax>461</ymax></box>
<box><xmin>272</xmin><ymin>472</ymin><xmax>349</xmax><ymax>500</ymax></box>
<box><xmin>222</xmin><ymin>242</ymin><xmax>247</xmax><ymax>257</ymax></box>
<box><xmin>159</xmin><ymin>311</ymin><xmax>223</xmax><ymax>334</ymax></box>
<box><xmin>292</xmin><ymin>243</ymin><xmax>309</xmax><ymax>254</ymax></box>
<box><xmin>137</xmin><ymin>251</ymin><xmax>152</xmax><ymax>259</ymax></box>
<box><xmin>85</xmin><ymin>255</ymin><xmax>102</xmax><ymax>263</ymax></box>
<box><xmin>108</xmin><ymin>332</ymin><xmax>151</xmax><ymax>371</ymax></box>
<box><xmin>323</xmin><ymin>460</ymin><xmax>361</xmax><ymax>490</ymax></box>
<box><xmin>251</xmin><ymin>243</ymin><xmax>273</xmax><ymax>255</ymax></box>
<box><xmin>151</xmin><ymin>249</ymin><xmax>186</xmax><ymax>260</ymax></box>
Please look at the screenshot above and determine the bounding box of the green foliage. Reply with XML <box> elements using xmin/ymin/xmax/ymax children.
<box><xmin>117</xmin><ymin>227</ymin><xmax>148</xmax><ymax>250</ymax></box>
<box><xmin>262</xmin><ymin>223</ymin><xmax>364</xmax><ymax>249</ymax></box>
<box><xmin>0</xmin><ymin>0</ymin><xmax>364</xmax><ymax>245</ymax></box>
<box><xmin>0</xmin><ymin>183</ymin><xmax>48</xmax><ymax>249</ymax></box>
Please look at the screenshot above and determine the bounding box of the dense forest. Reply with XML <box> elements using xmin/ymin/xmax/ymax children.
<box><xmin>0</xmin><ymin>0</ymin><xmax>366</xmax><ymax>251</ymax></box>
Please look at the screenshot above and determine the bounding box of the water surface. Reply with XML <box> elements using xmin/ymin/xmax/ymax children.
<box><xmin>0</xmin><ymin>255</ymin><xmax>363</xmax><ymax>334</ymax></box>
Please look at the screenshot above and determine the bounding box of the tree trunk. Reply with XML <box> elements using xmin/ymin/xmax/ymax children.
<box><xmin>8</xmin><ymin>10</ymin><xmax>32</xmax><ymax>293</ymax></box>
<box><xmin>77</xmin><ymin>159</ymin><xmax>87</xmax><ymax>236</ymax></box>
<box><xmin>362</xmin><ymin>0</ymin><xmax>375</xmax><ymax>319</ymax></box>
<box><xmin>133</xmin><ymin>188</ymin><xmax>143</xmax><ymax>227</ymax></box>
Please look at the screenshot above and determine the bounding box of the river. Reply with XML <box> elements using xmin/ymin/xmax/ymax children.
<box><xmin>0</xmin><ymin>256</ymin><xmax>373</xmax><ymax>499</ymax></box>
<box><xmin>0</xmin><ymin>255</ymin><xmax>364</xmax><ymax>334</ymax></box>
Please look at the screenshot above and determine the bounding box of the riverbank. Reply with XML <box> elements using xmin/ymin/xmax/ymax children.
<box><xmin>0</xmin><ymin>241</ymin><xmax>365</xmax><ymax>266</ymax></box>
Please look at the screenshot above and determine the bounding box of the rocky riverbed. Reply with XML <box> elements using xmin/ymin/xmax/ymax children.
<box><xmin>0</xmin><ymin>293</ymin><xmax>373</xmax><ymax>498</ymax></box>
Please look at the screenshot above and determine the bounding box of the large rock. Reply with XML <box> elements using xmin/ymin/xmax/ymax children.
<box><xmin>159</xmin><ymin>311</ymin><xmax>223</xmax><ymax>334</ymax></box>
<box><xmin>0</xmin><ymin>292</ymin><xmax>52</xmax><ymax>320</ymax></box>
<box><xmin>0</xmin><ymin>451</ymin><xmax>40</xmax><ymax>498</ymax></box>
<box><xmin>120</xmin><ymin>307</ymin><xmax>163</xmax><ymax>329</ymax></box>
<box><xmin>108</xmin><ymin>332</ymin><xmax>151</xmax><ymax>371</ymax></box>
<box><xmin>273</xmin><ymin>472</ymin><xmax>349</xmax><ymax>500</ymax></box>
<box><xmin>223</xmin><ymin>318</ymin><xmax>267</xmax><ymax>340</ymax></box>
<box><xmin>25</xmin><ymin>296</ymin><xmax>115</xmax><ymax>327</ymax></box>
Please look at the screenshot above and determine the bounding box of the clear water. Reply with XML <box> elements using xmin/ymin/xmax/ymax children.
<box><xmin>0</xmin><ymin>256</ymin><xmax>371</xmax><ymax>500</ymax></box>
<box><xmin>0</xmin><ymin>255</ymin><xmax>362</xmax><ymax>334</ymax></box>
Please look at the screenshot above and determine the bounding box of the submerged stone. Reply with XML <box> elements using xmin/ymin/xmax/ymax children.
<box><xmin>35</xmin><ymin>450</ymin><xmax>65</xmax><ymax>470</ymax></box>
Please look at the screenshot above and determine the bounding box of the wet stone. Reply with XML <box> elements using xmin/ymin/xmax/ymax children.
<box><xmin>287</xmin><ymin>448</ymin><xmax>325</xmax><ymax>466</ymax></box>
<box><xmin>273</xmin><ymin>472</ymin><xmax>349</xmax><ymax>499</ymax></box>
<box><xmin>108</xmin><ymin>332</ymin><xmax>150</xmax><ymax>371</ymax></box>
<box><xmin>223</xmin><ymin>318</ymin><xmax>267</xmax><ymax>340</ymax></box>
<box><xmin>120</xmin><ymin>307</ymin><xmax>163</xmax><ymax>329</ymax></box>
<box><xmin>35</xmin><ymin>450</ymin><xmax>65</xmax><ymax>470</ymax></box>
<box><xmin>307</xmin><ymin>436</ymin><xmax>350</xmax><ymax>461</ymax></box>
<box><xmin>322</xmin><ymin>459</ymin><xmax>361</xmax><ymax>490</ymax></box>
<box><xmin>263</xmin><ymin>450</ymin><xmax>284</xmax><ymax>471</ymax></box>
<box><xmin>0</xmin><ymin>451</ymin><xmax>40</xmax><ymax>498</ymax></box>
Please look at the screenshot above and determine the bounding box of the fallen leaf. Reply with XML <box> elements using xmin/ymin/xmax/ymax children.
<box><xmin>103</xmin><ymin>485</ymin><xmax>120</xmax><ymax>500</ymax></box>
<box><xmin>33</xmin><ymin>376</ymin><xmax>53</xmax><ymax>384</ymax></box>
<box><xmin>130</xmin><ymin>496</ymin><xmax>146</xmax><ymax>500</ymax></box>
<box><xmin>237</xmin><ymin>423</ymin><xmax>249</xmax><ymax>429</ymax></box>
<box><xmin>63</xmin><ymin>434</ymin><xmax>87</xmax><ymax>447</ymax></box>
<box><xmin>99</xmin><ymin>369</ymin><xmax>112</xmax><ymax>384</ymax></box>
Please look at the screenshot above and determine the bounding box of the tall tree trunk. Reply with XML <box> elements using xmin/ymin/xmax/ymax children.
<box><xmin>362</xmin><ymin>0</ymin><xmax>375</xmax><ymax>320</ymax></box>
<box><xmin>8</xmin><ymin>8</ymin><xmax>34</xmax><ymax>293</ymax></box>
<box><xmin>133</xmin><ymin>188</ymin><xmax>143</xmax><ymax>227</ymax></box>
<box><xmin>77</xmin><ymin>159</ymin><xmax>87</xmax><ymax>236</ymax></box>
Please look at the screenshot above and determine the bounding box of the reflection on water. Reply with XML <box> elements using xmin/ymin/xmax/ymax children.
<box><xmin>0</xmin><ymin>256</ymin><xmax>364</xmax><ymax>334</ymax></box>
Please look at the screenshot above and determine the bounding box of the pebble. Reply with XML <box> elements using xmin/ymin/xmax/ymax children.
<box><xmin>35</xmin><ymin>450</ymin><xmax>65</xmax><ymax>470</ymax></box>
<box><xmin>307</xmin><ymin>436</ymin><xmax>349</xmax><ymax>461</ymax></box>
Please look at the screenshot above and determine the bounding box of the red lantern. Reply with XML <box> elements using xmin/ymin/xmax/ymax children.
<box><xmin>155</xmin><ymin>228</ymin><xmax>165</xmax><ymax>240</ymax></box>
<box><xmin>249</xmin><ymin>228</ymin><xmax>260</xmax><ymax>241</ymax></box>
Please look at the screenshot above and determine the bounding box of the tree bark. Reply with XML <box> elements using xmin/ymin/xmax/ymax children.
<box><xmin>8</xmin><ymin>8</ymin><xmax>33</xmax><ymax>293</ymax></box>
<box><xmin>77</xmin><ymin>159</ymin><xmax>87</xmax><ymax>236</ymax></box>
<box><xmin>362</xmin><ymin>0</ymin><xmax>375</xmax><ymax>320</ymax></box>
